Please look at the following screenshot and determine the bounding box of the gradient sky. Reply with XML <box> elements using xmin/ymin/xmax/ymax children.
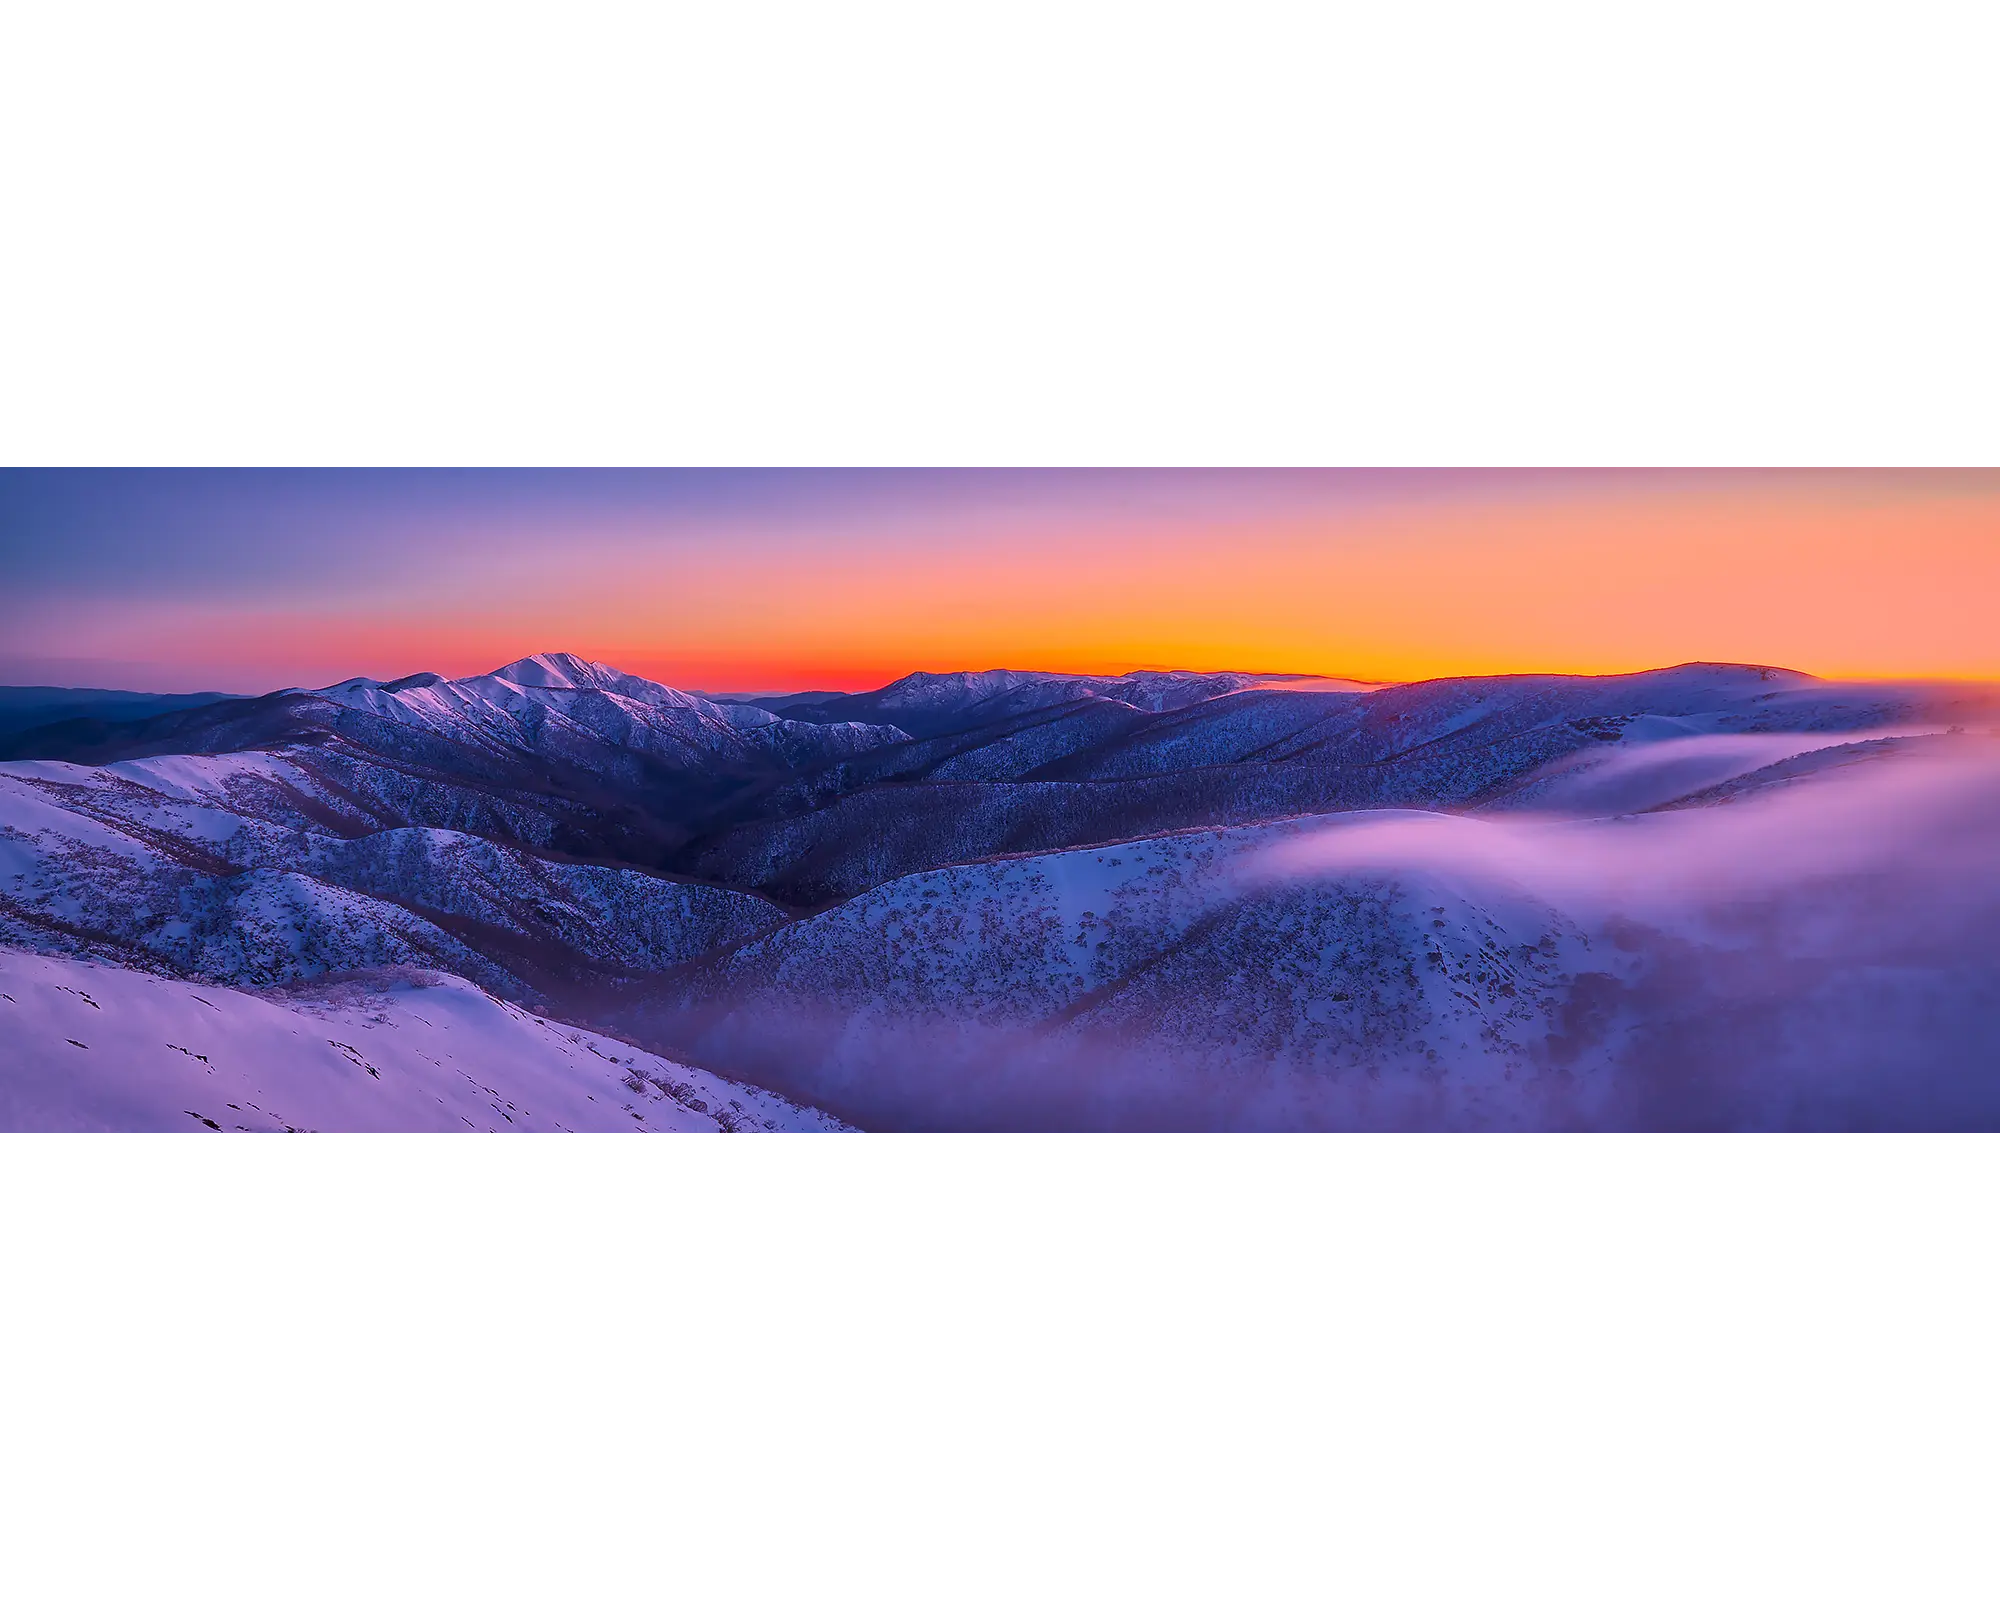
<box><xmin>2</xmin><ymin>469</ymin><xmax>1996</xmax><ymax>693</ymax></box>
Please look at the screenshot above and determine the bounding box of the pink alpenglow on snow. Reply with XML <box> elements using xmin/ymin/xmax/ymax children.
<box><xmin>0</xmin><ymin>950</ymin><xmax>848</xmax><ymax>1132</ymax></box>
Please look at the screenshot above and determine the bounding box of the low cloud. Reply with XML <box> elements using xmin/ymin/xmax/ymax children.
<box><xmin>631</xmin><ymin>739</ymin><xmax>2000</xmax><ymax>1130</ymax></box>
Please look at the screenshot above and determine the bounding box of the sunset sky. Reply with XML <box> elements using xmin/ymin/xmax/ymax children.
<box><xmin>2</xmin><ymin>469</ymin><xmax>1995</xmax><ymax>693</ymax></box>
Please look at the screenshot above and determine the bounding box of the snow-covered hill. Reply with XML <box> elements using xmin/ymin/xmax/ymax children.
<box><xmin>763</xmin><ymin>667</ymin><xmax>1289</xmax><ymax>738</ymax></box>
<box><xmin>289</xmin><ymin>650</ymin><xmax>914</xmax><ymax>782</ymax></box>
<box><xmin>312</xmin><ymin>650</ymin><xmax>899</xmax><ymax>761</ymax></box>
<box><xmin>0</xmin><ymin>754</ymin><xmax>786</xmax><ymax>998</ymax></box>
<box><xmin>5</xmin><ymin>653</ymin><xmax>1997</xmax><ymax>1130</ymax></box>
<box><xmin>645</xmin><ymin>813</ymin><xmax>1613</xmax><ymax>1127</ymax></box>
<box><xmin>0</xmin><ymin>947</ymin><xmax>847</xmax><ymax>1132</ymax></box>
<box><xmin>681</xmin><ymin>665</ymin><xmax>1999</xmax><ymax>901</ymax></box>
<box><xmin>1</xmin><ymin>651</ymin><xmax>907</xmax><ymax>790</ymax></box>
<box><xmin>635</xmin><ymin>736</ymin><xmax>2000</xmax><ymax>1130</ymax></box>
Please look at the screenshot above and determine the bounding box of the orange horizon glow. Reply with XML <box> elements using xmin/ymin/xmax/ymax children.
<box><xmin>5</xmin><ymin>470</ymin><xmax>1997</xmax><ymax>694</ymax></box>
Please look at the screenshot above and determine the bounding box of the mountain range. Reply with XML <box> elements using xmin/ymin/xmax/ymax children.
<box><xmin>5</xmin><ymin>651</ymin><xmax>1998</xmax><ymax>1129</ymax></box>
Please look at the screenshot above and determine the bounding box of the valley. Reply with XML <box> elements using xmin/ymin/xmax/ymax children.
<box><xmin>4</xmin><ymin>651</ymin><xmax>1996</xmax><ymax>1129</ymax></box>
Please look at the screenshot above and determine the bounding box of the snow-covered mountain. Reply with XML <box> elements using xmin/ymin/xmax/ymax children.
<box><xmin>4</xmin><ymin>652</ymin><xmax>1997</xmax><ymax>1130</ymax></box>
<box><xmin>298</xmin><ymin>650</ymin><xmax>911</xmax><ymax>774</ymax></box>
<box><xmin>681</xmin><ymin>664</ymin><xmax>1997</xmax><ymax>903</ymax></box>
<box><xmin>1</xmin><ymin>651</ymin><xmax>907</xmax><ymax>784</ymax></box>
<box><xmin>0</xmin><ymin>653</ymin><xmax>925</xmax><ymax>877</ymax></box>
<box><xmin>0</xmin><ymin>753</ymin><xmax>785</xmax><ymax>999</ymax></box>
<box><xmin>0</xmin><ymin>946</ymin><xmax>845</xmax><ymax>1132</ymax></box>
<box><xmin>644</xmin><ymin>813</ymin><xmax>1606</xmax><ymax>1129</ymax></box>
<box><xmin>315</xmin><ymin>650</ymin><xmax>870</xmax><ymax>751</ymax></box>
<box><xmin>635</xmin><ymin>735</ymin><xmax>2000</xmax><ymax>1130</ymax></box>
<box><xmin>761</xmin><ymin>667</ymin><xmax>1303</xmax><ymax>738</ymax></box>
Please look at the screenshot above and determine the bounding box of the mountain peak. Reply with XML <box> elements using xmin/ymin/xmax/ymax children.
<box><xmin>487</xmin><ymin>652</ymin><xmax>617</xmax><ymax>691</ymax></box>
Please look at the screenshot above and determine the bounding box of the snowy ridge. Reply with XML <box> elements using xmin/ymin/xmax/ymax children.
<box><xmin>0</xmin><ymin>758</ymin><xmax>786</xmax><ymax>996</ymax></box>
<box><xmin>5</xmin><ymin>655</ymin><xmax>1999</xmax><ymax>1130</ymax></box>
<box><xmin>637</xmin><ymin>739</ymin><xmax>2000</xmax><ymax>1130</ymax></box>
<box><xmin>870</xmin><ymin>666</ymin><xmax>1268</xmax><ymax>718</ymax></box>
<box><xmin>681</xmin><ymin>665</ymin><xmax>1999</xmax><ymax>902</ymax></box>
<box><xmin>653</xmin><ymin>813</ymin><xmax>1610</xmax><ymax>1128</ymax></box>
<box><xmin>770</xmin><ymin>667</ymin><xmax>1299</xmax><ymax>738</ymax></box>
<box><xmin>308</xmin><ymin>650</ymin><xmax>907</xmax><ymax>769</ymax></box>
<box><xmin>0</xmin><ymin>948</ymin><xmax>846</xmax><ymax>1132</ymax></box>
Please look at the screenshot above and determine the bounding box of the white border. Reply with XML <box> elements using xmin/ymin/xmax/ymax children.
<box><xmin>4</xmin><ymin>6</ymin><xmax>1997</xmax><ymax>1596</ymax></box>
<box><xmin>4</xmin><ymin>1134</ymin><xmax>1994</xmax><ymax>1597</ymax></box>
<box><xmin>3</xmin><ymin>3</ymin><xmax>1995</xmax><ymax>465</ymax></box>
